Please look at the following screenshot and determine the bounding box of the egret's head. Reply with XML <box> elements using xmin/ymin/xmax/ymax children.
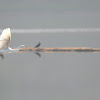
<box><xmin>19</xmin><ymin>45</ymin><xmax>26</xmax><ymax>48</ymax></box>
<box><xmin>15</xmin><ymin>45</ymin><xmax>26</xmax><ymax>51</ymax></box>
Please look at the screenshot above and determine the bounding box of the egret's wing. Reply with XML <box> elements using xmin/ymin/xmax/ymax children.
<box><xmin>0</xmin><ymin>28</ymin><xmax>11</xmax><ymax>49</ymax></box>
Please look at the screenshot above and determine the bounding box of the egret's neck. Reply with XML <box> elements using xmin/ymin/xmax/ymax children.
<box><xmin>9</xmin><ymin>45</ymin><xmax>25</xmax><ymax>52</ymax></box>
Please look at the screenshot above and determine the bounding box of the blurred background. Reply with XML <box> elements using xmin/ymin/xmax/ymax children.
<box><xmin>0</xmin><ymin>1</ymin><xmax>100</xmax><ymax>100</ymax></box>
<box><xmin>0</xmin><ymin>0</ymin><xmax>100</xmax><ymax>29</ymax></box>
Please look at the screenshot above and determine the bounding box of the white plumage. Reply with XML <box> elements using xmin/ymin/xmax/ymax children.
<box><xmin>0</xmin><ymin>28</ymin><xmax>11</xmax><ymax>49</ymax></box>
<box><xmin>0</xmin><ymin>28</ymin><xmax>25</xmax><ymax>53</ymax></box>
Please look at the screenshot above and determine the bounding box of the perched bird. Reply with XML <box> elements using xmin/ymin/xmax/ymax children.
<box><xmin>0</xmin><ymin>28</ymin><xmax>25</xmax><ymax>53</ymax></box>
<box><xmin>34</xmin><ymin>41</ymin><xmax>41</xmax><ymax>48</ymax></box>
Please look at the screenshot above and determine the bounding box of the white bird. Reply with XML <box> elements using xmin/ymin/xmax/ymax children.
<box><xmin>0</xmin><ymin>28</ymin><xmax>25</xmax><ymax>53</ymax></box>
